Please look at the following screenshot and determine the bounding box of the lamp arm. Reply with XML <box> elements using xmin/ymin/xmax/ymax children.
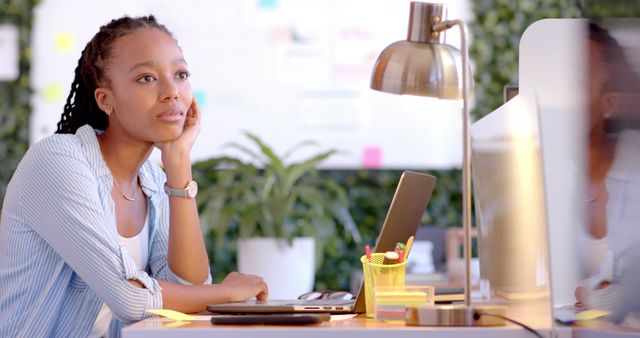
<box><xmin>436</xmin><ymin>19</ymin><xmax>472</xmax><ymax>307</ymax></box>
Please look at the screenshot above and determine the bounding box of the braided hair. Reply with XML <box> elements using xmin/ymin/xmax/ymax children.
<box><xmin>56</xmin><ymin>15</ymin><xmax>173</xmax><ymax>134</ymax></box>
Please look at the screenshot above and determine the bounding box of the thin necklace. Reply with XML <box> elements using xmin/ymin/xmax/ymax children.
<box><xmin>113</xmin><ymin>177</ymin><xmax>138</xmax><ymax>201</ymax></box>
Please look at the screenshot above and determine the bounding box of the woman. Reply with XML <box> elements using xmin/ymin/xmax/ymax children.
<box><xmin>0</xmin><ymin>15</ymin><xmax>267</xmax><ymax>337</ymax></box>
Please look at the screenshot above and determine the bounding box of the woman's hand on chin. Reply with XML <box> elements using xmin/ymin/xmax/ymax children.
<box><xmin>156</xmin><ymin>100</ymin><xmax>201</xmax><ymax>170</ymax></box>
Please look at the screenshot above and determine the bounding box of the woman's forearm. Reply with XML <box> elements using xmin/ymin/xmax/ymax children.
<box><xmin>164</xmin><ymin>160</ymin><xmax>210</xmax><ymax>284</ymax></box>
<box><xmin>159</xmin><ymin>281</ymin><xmax>231</xmax><ymax>313</ymax></box>
<box><xmin>157</xmin><ymin>272</ymin><xmax>269</xmax><ymax>314</ymax></box>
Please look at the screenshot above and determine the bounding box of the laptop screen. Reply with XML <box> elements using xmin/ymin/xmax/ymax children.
<box><xmin>353</xmin><ymin>170</ymin><xmax>436</xmax><ymax>313</ymax></box>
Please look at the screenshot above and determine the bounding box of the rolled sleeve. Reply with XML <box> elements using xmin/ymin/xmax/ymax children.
<box><xmin>120</xmin><ymin>246</ymin><xmax>163</xmax><ymax>292</ymax></box>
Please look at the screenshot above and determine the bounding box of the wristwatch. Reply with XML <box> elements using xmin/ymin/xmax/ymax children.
<box><xmin>164</xmin><ymin>180</ymin><xmax>198</xmax><ymax>198</ymax></box>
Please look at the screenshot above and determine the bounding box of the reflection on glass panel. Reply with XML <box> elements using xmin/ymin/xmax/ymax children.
<box><xmin>577</xmin><ymin>19</ymin><xmax>640</xmax><ymax>329</ymax></box>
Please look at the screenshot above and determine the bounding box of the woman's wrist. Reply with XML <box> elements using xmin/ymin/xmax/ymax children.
<box><xmin>162</xmin><ymin>150</ymin><xmax>190</xmax><ymax>169</ymax></box>
<box><xmin>588</xmin><ymin>181</ymin><xmax>605</xmax><ymax>202</ymax></box>
<box><xmin>216</xmin><ymin>284</ymin><xmax>235</xmax><ymax>303</ymax></box>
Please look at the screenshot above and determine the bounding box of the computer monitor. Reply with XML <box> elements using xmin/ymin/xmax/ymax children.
<box><xmin>471</xmin><ymin>89</ymin><xmax>551</xmax><ymax>302</ymax></box>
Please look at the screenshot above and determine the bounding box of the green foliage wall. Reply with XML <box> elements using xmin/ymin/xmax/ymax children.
<box><xmin>0</xmin><ymin>0</ymin><xmax>39</xmax><ymax>204</ymax></box>
<box><xmin>581</xmin><ymin>0</ymin><xmax>640</xmax><ymax>18</ymax></box>
<box><xmin>470</xmin><ymin>0</ymin><xmax>580</xmax><ymax>119</ymax></box>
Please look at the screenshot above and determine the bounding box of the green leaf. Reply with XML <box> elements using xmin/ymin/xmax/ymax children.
<box><xmin>238</xmin><ymin>206</ymin><xmax>260</xmax><ymax>238</ymax></box>
<box><xmin>243</xmin><ymin>131</ymin><xmax>286</xmax><ymax>178</ymax></box>
<box><xmin>260</xmin><ymin>174</ymin><xmax>276</xmax><ymax>200</ymax></box>
<box><xmin>214</xmin><ymin>208</ymin><xmax>233</xmax><ymax>249</ymax></box>
<box><xmin>284</xmin><ymin>150</ymin><xmax>337</xmax><ymax>192</ymax></box>
<box><xmin>263</xmin><ymin>195</ymin><xmax>289</xmax><ymax>230</ymax></box>
<box><xmin>282</xmin><ymin>140</ymin><xmax>320</xmax><ymax>160</ymax></box>
<box><xmin>223</xmin><ymin>142</ymin><xmax>265</xmax><ymax>165</ymax></box>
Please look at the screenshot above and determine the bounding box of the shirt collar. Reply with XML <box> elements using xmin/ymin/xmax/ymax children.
<box><xmin>75</xmin><ymin>125</ymin><xmax>159</xmax><ymax>195</ymax></box>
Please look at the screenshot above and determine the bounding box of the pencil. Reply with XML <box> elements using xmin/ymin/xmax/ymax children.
<box><xmin>403</xmin><ymin>235</ymin><xmax>414</xmax><ymax>262</ymax></box>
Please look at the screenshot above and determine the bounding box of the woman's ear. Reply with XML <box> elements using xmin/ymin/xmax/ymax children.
<box><xmin>601</xmin><ymin>92</ymin><xmax>620</xmax><ymax>118</ymax></box>
<box><xmin>94</xmin><ymin>87</ymin><xmax>113</xmax><ymax>114</ymax></box>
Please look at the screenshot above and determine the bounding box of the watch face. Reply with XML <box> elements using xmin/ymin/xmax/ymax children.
<box><xmin>187</xmin><ymin>181</ymin><xmax>198</xmax><ymax>198</ymax></box>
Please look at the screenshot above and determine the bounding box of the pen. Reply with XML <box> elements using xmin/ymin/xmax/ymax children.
<box><xmin>365</xmin><ymin>244</ymin><xmax>371</xmax><ymax>262</ymax></box>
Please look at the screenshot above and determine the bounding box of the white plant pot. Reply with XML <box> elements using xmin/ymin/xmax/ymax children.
<box><xmin>237</xmin><ymin>237</ymin><xmax>315</xmax><ymax>299</ymax></box>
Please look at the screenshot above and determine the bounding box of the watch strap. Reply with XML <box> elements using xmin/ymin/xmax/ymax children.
<box><xmin>164</xmin><ymin>181</ymin><xmax>197</xmax><ymax>198</ymax></box>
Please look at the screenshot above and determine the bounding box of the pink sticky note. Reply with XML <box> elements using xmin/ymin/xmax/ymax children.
<box><xmin>362</xmin><ymin>146</ymin><xmax>383</xmax><ymax>169</ymax></box>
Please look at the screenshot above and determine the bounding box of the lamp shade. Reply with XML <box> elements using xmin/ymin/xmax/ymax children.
<box><xmin>370</xmin><ymin>1</ymin><xmax>467</xmax><ymax>100</ymax></box>
<box><xmin>370</xmin><ymin>41</ymin><xmax>463</xmax><ymax>99</ymax></box>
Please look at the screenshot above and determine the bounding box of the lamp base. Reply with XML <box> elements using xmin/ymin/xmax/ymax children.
<box><xmin>405</xmin><ymin>304</ymin><xmax>507</xmax><ymax>326</ymax></box>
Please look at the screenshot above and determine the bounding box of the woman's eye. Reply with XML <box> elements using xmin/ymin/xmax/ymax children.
<box><xmin>177</xmin><ymin>71</ymin><xmax>190</xmax><ymax>80</ymax></box>
<box><xmin>137</xmin><ymin>75</ymin><xmax>155</xmax><ymax>83</ymax></box>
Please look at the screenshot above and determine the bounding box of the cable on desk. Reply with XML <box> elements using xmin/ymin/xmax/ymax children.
<box><xmin>474</xmin><ymin>312</ymin><xmax>544</xmax><ymax>338</ymax></box>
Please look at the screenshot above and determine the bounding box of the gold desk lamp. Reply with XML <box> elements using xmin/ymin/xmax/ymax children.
<box><xmin>370</xmin><ymin>1</ymin><xmax>506</xmax><ymax>326</ymax></box>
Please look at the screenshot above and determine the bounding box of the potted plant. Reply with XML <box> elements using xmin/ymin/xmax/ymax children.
<box><xmin>194</xmin><ymin>132</ymin><xmax>356</xmax><ymax>298</ymax></box>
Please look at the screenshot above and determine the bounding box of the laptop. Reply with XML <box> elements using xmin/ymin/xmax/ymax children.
<box><xmin>207</xmin><ymin>170</ymin><xmax>436</xmax><ymax>314</ymax></box>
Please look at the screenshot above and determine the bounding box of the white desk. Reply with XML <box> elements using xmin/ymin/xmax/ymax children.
<box><xmin>123</xmin><ymin>315</ymin><xmax>640</xmax><ymax>338</ymax></box>
<box><xmin>124</xmin><ymin>298</ymin><xmax>639</xmax><ymax>338</ymax></box>
<box><xmin>124</xmin><ymin>301</ymin><xmax>555</xmax><ymax>338</ymax></box>
<box><xmin>123</xmin><ymin>315</ymin><xmax>552</xmax><ymax>338</ymax></box>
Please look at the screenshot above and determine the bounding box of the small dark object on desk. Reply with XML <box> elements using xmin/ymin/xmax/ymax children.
<box><xmin>210</xmin><ymin>313</ymin><xmax>331</xmax><ymax>325</ymax></box>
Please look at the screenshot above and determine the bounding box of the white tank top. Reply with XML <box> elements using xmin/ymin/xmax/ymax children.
<box><xmin>89</xmin><ymin>214</ymin><xmax>149</xmax><ymax>338</ymax></box>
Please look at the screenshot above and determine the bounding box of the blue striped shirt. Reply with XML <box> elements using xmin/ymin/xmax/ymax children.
<box><xmin>586</xmin><ymin>129</ymin><xmax>640</xmax><ymax>324</ymax></box>
<box><xmin>0</xmin><ymin>125</ymin><xmax>212</xmax><ymax>337</ymax></box>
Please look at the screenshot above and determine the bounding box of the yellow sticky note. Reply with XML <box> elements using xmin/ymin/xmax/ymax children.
<box><xmin>164</xmin><ymin>321</ymin><xmax>189</xmax><ymax>328</ymax></box>
<box><xmin>54</xmin><ymin>31</ymin><xmax>74</xmax><ymax>52</ymax></box>
<box><xmin>576</xmin><ymin>309</ymin><xmax>609</xmax><ymax>321</ymax></box>
<box><xmin>147</xmin><ymin>309</ymin><xmax>195</xmax><ymax>321</ymax></box>
<box><xmin>43</xmin><ymin>83</ymin><xmax>64</xmax><ymax>102</ymax></box>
